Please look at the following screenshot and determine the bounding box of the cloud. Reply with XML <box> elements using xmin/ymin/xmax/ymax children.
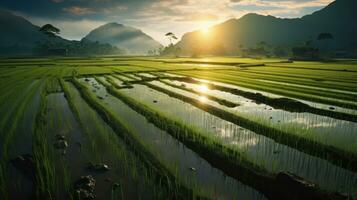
<box><xmin>0</xmin><ymin>0</ymin><xmax>334</xmax><ymax>44</ymax></box>
<box><xmin>62</xmin><ymin>6</ymin><xmax>95</xmax><ymax>16</ymax></box>
<box><xmin>229</xmin><ymin>0</ymin><xmax>334</xmax><ymax>9</ymax></box>
<box><xmin>177</xmin><ymin>13</ymin><xmax>219</xmax><ymax>22</ymax></box>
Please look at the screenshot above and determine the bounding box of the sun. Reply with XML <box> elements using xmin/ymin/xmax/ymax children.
<box><xmin>201</xmin><ymin>26</ymin><xmax>210</xmax><ymax>34</ymax></box>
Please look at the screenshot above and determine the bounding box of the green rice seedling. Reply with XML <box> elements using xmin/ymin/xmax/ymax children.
<box><xmin>95</xmin><ymin>76</ymin><xmax>352</xmax><ymax>200</ymax></box>
<box><xmin>71</xmin><ymin>77</ymin><xmax>204</xmax><ymax>199</ymax></box>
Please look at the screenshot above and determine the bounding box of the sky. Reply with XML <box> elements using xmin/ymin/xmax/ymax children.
<box><xmin>0</xmin><ymin>0</ymin><xmax>333</xmax><ymax>45</ymax></box>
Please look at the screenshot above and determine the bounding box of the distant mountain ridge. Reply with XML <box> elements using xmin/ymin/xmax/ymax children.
<box><xmin>0</xmin><ymin>11</ymin><xmax>162</xmax><ymax>55</ymax></box>
<box><xmin>176</xmin><ymin>0</ymin><xmax>357</xmax><ymax>55</ymax></box>
<box><xmin>0</xmin><ymin>9</ymin><xmax>68</xmax><ymax>55</ymax></box>
<box><xmin>83</xmin><ymin>22</ymin><xmax>162</xmax><ymax>54</ymax></box>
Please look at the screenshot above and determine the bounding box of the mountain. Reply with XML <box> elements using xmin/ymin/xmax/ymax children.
<box><xmin>83</xmin><ymin>23</ymin><xmax>162</xmax><ymax>54</ymax></box>
<box><xmin>176</xmin><ymin>0</ymin><xmax>357</xmax><ymax>55</ymax></box>
<box><xmin>0</xmin><ymin>9</ymin><xmax>67</xmax><ymax>55</ymax></box>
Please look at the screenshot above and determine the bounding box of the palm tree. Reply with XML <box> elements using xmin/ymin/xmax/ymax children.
<box><xmin>165</xmin><ymin>32</ymin><xmax>178</xmax><ymax>45</ymax></box>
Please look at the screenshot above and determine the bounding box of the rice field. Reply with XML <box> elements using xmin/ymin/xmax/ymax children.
<box><xmin>0</xmin><ymin>56</ymin><xmax>356</xmax><ymax>200</ymax></box>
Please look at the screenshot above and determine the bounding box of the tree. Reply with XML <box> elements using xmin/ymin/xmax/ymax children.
<box><xmin>237</xmin><ymin>44</ymin><xmax>245</xmax><ymax>56</ymax></box>
<box><xmin>165</xmin><ymin>32</ymin><xmax>178</xmax><ymax>45</ymax></box>
<box><xmin>273</xmin><ymin>46</ymin><xmax>289</xmax><ymax>57</ymax></box>
<box><xmin>39</xmin><ymin>24</ymin><xmax>60</xmax><ymax>37</ymax></box>
<box><xmin>291</xmin><ymin>46</ymin><xmax>319</xmax><ymax>60</ymax></box>
<box><xmin>317</xmin><ymin>33</ymin><xmax>334</xmax><ymax>52</ymax></box>
<box><xmin>317</xmin><ymin>33</ymin><xmax>334</xmax><ymax>41</ymax></box>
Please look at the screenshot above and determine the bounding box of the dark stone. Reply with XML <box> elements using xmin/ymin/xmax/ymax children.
<box><xmin>88</xmin><ymin>163</ymin><xmax>110</xmax><ymax>172</ymax></box>
<box><xmin>74</xmin><ymin>175</ymin><xmax>96</xmax><ymax>200</ymax></box>
<box><xmin>97</xmin><ymin>96</ymin><xmax>104</xmax><ymax>100</ymax></box>
<box><xmin>85</xmin><ymin>78</ymin><xmax>90</xmax><ymax>82</ymax></box>
<box><xmin>10</xmin><ymin>154</ymin><xmax>35</xmax><ymax>179</ymax></box>
<box><xmin>329</xmin><ymin>107</ymin><xmax>335</xmax><ymax>110</ymax></box>
<box><xmin>55</xmin><ymin>134</ymin><xmax>66</xmax><ymax>140</ymax></box>
<box><xmin>153</xmin><ymin>100</ymin><xmax>158</xmax><ymax>103</ymax></box>
<box><xmin>112</xmin><ymin>183</ymin><xmax>120</xmax><ymax>189</ymax></box>
<box><xmin>54</xmin><ymin>140</ymin><xmax>68</xmax><ymax>149</ymax></box>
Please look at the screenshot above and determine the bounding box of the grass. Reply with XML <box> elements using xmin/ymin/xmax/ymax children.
<box><xmin>95</xmin><ymin>76</ymin><xmax>349</xmax><ymax>200</ymax></box>
<box><xmin>0</xmin><ymin>56</ymin><xmax>356</xmax><ymax>199</ymax></box>
<box><xmin>71</xmin><ymin>77</ymin><xmax>203</xmax><ymax>199</ymax></box>
<box><xmin>174</xmin><ymin>70</ymin><xmax>357</xmax><ymax>109</ymax></box>
<box><xmin>118</xmin><ymin>76</ymin><xmax>357</xmax><ymax>171</ymax></box>
<box><xmin>152</xmin><ymin>79</ymin><xmax>357</xmax><ymax>166</ymax></box>
<box><xmin>157</xmin><ymin>76</ymin><xmax>357</xmax><ymax>122</ymax></box>
<box><xmin>132</xmin><ymin>74</ymin><xmax>240</xmax><ymax>107</ymax></box>
<box><xmin>60</xmin><ymin>79</ymin><xmax>178</xmax><ymax>199</ymax></box>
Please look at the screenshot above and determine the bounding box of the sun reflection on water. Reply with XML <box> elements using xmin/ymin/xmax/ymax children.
<box><xmin>199</xmin><ymin>96</ymin><xmax>208</xmax><ymax>103</ymax></box>
<box><xmin>198</xmin><ymin>84</ymin><xmax>209</xmax><ymax>93</ymax></box>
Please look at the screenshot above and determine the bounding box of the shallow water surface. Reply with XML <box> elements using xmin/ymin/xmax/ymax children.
<box><xmin>104</xmin><ymin>76</ymin><xmax>357</xmax><ymax>197</ymax></box>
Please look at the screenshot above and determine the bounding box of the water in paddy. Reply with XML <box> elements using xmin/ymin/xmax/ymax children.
<box><xmin>158</xmin><ymin>72</ymin><xmax>357</xmax><ymax>115</ymax></box>
<box><xmin>153</xmin><ymin>78</ymin><xmax>357</xmax><ymax>154</ymax></box>
<box><xmin>80</xmin><ymin>77</ymin><xmax>268</xmax><ymax>200</ymax></box>
<box><xmin>0</xmin><ymin>80</ymin><xmax>42</xmax><ymax>200</ymax></box>
<box><xmin>63</xmin><ymin>82</ymin><xmax>169</xmax><ymax>199</ymax></box>
<box><xmin>137</xmin><ymin>73</ymin><xmax>157</xmax><ymax>78</ymax></box>
<box><xmin>113</xmin><ymin>74</ymin><xmax>133</xmax><ymax>82</ymax></box>
<box><xmin>202</xmin><ymin>77</ymin><xmax>357</xmax><ymax>115</ymax></box>
<box><xmin>106</xmin><ymin>77</ymin><xmax>357</xmax><ymax>197</ymax></box>
<box><xmin>42</xmin><ymin>93</ymin><xmax>84</xmax><ymax>199</ymax></box>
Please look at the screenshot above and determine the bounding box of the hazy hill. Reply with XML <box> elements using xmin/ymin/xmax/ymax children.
<box><xmin>84</xmin><ymin>22</ymin><xmax>162</xmax><ymax>54</ymax></box>
<box><xmin>0</xmin><ymin>9</ymin><xmax>68</xmax><ymax>55</ymax></box>
<box><xmin>176</xmin><ymin>0</ymin><xmax>357</xmax><ymax>55</ymax></box>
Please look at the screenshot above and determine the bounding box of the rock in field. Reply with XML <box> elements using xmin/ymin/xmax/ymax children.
<box><xmin>54</xmin><ymin>139</ymin><xmax>68</xmax><ymax>149</ymax></box>
<box><xmin>88</xmin><ymin>163</ymin><xmax>110</xmax><ymax>172</ymax></box>
<box><xmin>10</xmin><ymin>154</ymin><xmax>35</xmax><ymax>179</ymax></box>
<box><xmin>74</xmin><ymin>175</ymin><xmax>96</xmax><ymax>200</ymax></box>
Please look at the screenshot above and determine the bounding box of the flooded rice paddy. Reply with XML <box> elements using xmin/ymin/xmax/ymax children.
<box><xmin>0</xmin><ymin>57</ymin><xmax>356</xmax><ymax>199</ymax></box>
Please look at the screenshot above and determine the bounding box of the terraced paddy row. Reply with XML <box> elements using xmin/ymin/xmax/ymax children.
<box><xmin>0</xmin><ymin>56</ymin><xmax>356</xmax><ymax>200</ymax></box>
